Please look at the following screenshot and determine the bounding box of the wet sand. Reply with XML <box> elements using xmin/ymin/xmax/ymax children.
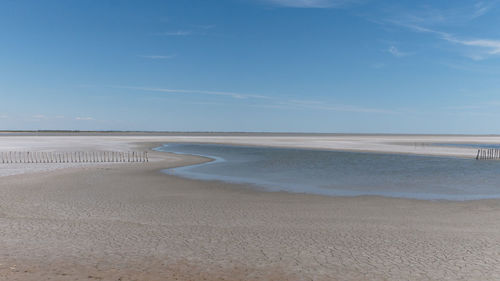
<box><xmin>1</xmin><ymin>136</ymin><xmax>500</xmax><ymax>280</ymax></box>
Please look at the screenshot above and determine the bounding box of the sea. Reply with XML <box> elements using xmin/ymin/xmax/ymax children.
<box><xmin>156</xmin><ymin>143</ymin><xmax>500</xmax><ymax>201</ymax></box>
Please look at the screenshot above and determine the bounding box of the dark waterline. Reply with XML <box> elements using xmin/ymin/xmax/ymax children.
<box><xmin>157</xmin><ymin>143</ymin><xmax>500</xmax><ymax>201</ymax></box>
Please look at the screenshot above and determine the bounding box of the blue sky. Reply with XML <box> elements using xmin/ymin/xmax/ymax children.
<box><xmin>1</xmin><ymin>0</ymin><xmax>500</xmax><ymax>133</ymax></box>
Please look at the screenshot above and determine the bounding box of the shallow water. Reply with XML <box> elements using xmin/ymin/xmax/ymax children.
<box><xmin>157</xmin><ymin>143</ymin><xmax>500</xmax><ymax>201</ymax></box>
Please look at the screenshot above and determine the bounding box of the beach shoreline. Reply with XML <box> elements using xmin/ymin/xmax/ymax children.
<box><xmin>1</xmin><ymin>135</ymin><xmax>500</xmax><ymax>280</ymax></box>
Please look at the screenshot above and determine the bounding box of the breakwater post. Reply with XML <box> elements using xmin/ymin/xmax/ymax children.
<box><xmin>476</xmin><ymin>148</ymin><xmax>500</xmax><ymax>160</ymax></box>
<box><xmin>0</xmin><ymin>151</ymin><xmax>150</xmax><ymax>164</ymax></box>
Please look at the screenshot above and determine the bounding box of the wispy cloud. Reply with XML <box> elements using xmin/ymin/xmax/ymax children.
<box><xmin>384</xmin><ymin>1</ymin><xmax>500</xmax><ymax>60</ymax></box>
<box><xmin>386</xmin><ymin>1</ymin><xmax>496</xmax><ymax>27</ymax></box>
<box><xmin>0</xmin><ymin>114</ymin><xmax>8</xmax><ymax>119</ymax></box>
<box><xmin>387</xmin><ymin>46</ymin><xmax>411</xmax><ymax>57</ymax></box>
<box><xmin>113</xmin><ymin>86</ymin><xmax>397</xmax><ymax>114</ymax></box>
<box><xmin>443</xmin><ymin>100</ymin><xmax>500</xmax><ymax>112</ymax></box>
<box><xmin>32</xmin><ymin>114</ymin><xmax>47</xmax><ymax>119</ymax></box>
<box><xmin>138</xmin><ymin>55</ymin><xmax>176</xmax><ymax>60</ymax></box>
<box><xmin>439</xmin><ymin>61</ymin><xmax>500</xmax><ymax>74</ymax></box>
<box><xmin>75</xmin><ymin>117</ymin><xmax>95</xmax><ymax>121</ymax></box>
<box><xmin>156</xmin><ymin>30</ymin><xmax>192</xmax><ymax>36</ymax></box>
<box><xmin>260</xmin><ymin>0</ymin><xmax>360</xmax><ymax>8</ymax></box>
<box><xmin>114</xmin><ymin>86</ymin><xmax>271</xmax><ymax>100</ymax></box>
<box><xmin>193</xmin><ymin>24</ymin><xmax>216</xmax><ymax>30</ymax></box>
<box><xmin>285</xmin><ymin>99</ymin><xmax>396</xmax><ymax>113</ymax></box>
<box><xmin>471</xmin><ymin>1</ymin><xmax>497</xmax><ymax>19</ymax></box>
<box><xmin>452</xmin><ymin>38</ymin><xmax>500</xmax><ymax>55</ymax></box>
<box><xmin>399</xmin><ymin>24</ymin><xmax>500</xmax><ymax>60</ymax></box>
<box><xmin>251</xmin><ymin>100</ymin><xmax>396</xmax><ymax>114</ymax></box>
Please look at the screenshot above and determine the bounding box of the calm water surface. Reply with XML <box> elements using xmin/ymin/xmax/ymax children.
<box><xmin>157</xmin><ymin>143</ymin><xmax>500</xmax><ymax>201</ymax></box>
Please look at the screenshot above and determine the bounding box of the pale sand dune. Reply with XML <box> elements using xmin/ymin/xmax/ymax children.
<box><xmin>0</xmin><ymin>135</ymin><xmax>500</xmax><ymax>280</ymax></box>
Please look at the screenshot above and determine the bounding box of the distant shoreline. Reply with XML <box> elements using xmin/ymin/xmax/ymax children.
<box><xmin>1</xmin><ymin>130</ymin><xmax>500</xmax><ymax>137</ymax></box>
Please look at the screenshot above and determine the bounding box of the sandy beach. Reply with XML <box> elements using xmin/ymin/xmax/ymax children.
<box><xmin>1</xmin><ymin>134</ymin><xmax>500</xmax><ymax>280</ymax></box>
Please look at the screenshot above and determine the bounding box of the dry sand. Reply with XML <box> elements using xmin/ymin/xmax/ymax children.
<box><xmin>1</xmin><ymin>134</ymin><xmax>500</xmax><ymax>280</ymax></box>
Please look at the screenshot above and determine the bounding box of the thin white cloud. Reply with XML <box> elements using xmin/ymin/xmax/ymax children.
<box><xmin>113</xmin><ymin>86</ymin><xmax>396</xmax><ymax>114</ymax></box>
<box><xmin>416</xmin><ymin>26</ymin><xmax>500</xmax><ymax>59</ymax></box>
<box><xmin>379</xmin><ymin>1</ymin><xmax>500</xmax><ymax>59</ymax></box>
<box><xmin>114</xmin><ymin>86</ymin><xmax>272</xmax><ymax>100</ymax></box>
<box><xmin>471</xmin><ymin>1</ymin><xmax>497</xmax><ymax>19</ymax></box>
<box><xmin>387</xmin><ymin>46</ymin><xmax>411</xmax><ymax>57</ymax></box>
<box><xmin>386</xmin><ymin>1</ymin><xmax>496</xmax><ymax>27</ymax></box>
<box><xmin>75</xmin><ymin>117</ymin><xmax>95</xmax><ymax>121</ymax></box>
<box><xmin>138</xmin><ymin>55</ymin><xmax>176</xmax><ymax>60</ymax></box>
<box><xmin>0</xmin><ymin>114</ymin><xmax>8</xmax><ymax>119</ymax></box>
<box><xmin>286</xmin><ymin>99</ymin><xmax>396</xmax><ymax>113</ymax></box>
<box><xmin>193</xmin><ymin>24</ymin><xmax>216</xmax><ymax>30</ymax></box>
<box><xmin>388</xmin><ymin>19</ymin><xmax>500</xmax><ymax>60</ymax></box>
<box><xmin>455</xmin><ymin>39</ymin><xmax>500</xmax><ymax>55</ymax></box>
<box><xmin>440</xmin><ymin>61</ymin><xmax>500</xmax><ymax>74</ymax></box>
<box><xmin>156</xmin><ymin>30</ymin><xmax>192</xmax><ymax>36</ymax></box>
<box><xmin>260</xmin><ymin>0</ymin><xmax>360</xmax><ymax>8</ymax></box>
<box><xmin>32</xmin><ymin>114</ymin><xmax>47</xmax><ymax>119</ymax></box>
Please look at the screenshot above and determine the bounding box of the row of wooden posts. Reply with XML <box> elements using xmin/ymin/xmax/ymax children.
<box><xmin>476</xmin><ymin>148</ymin><xmax>500</xmax><ymax>160</ymax></box>
<box><xmin>0</xmin><ymin>151</ymin><xmax>148</xmax><ymax>164</ymax></box>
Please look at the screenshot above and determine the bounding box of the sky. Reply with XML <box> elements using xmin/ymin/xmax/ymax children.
<box><xmin>1</xmin><ymin>0</ymin><xmax>500</xmax><ymax>133</ymax></box>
